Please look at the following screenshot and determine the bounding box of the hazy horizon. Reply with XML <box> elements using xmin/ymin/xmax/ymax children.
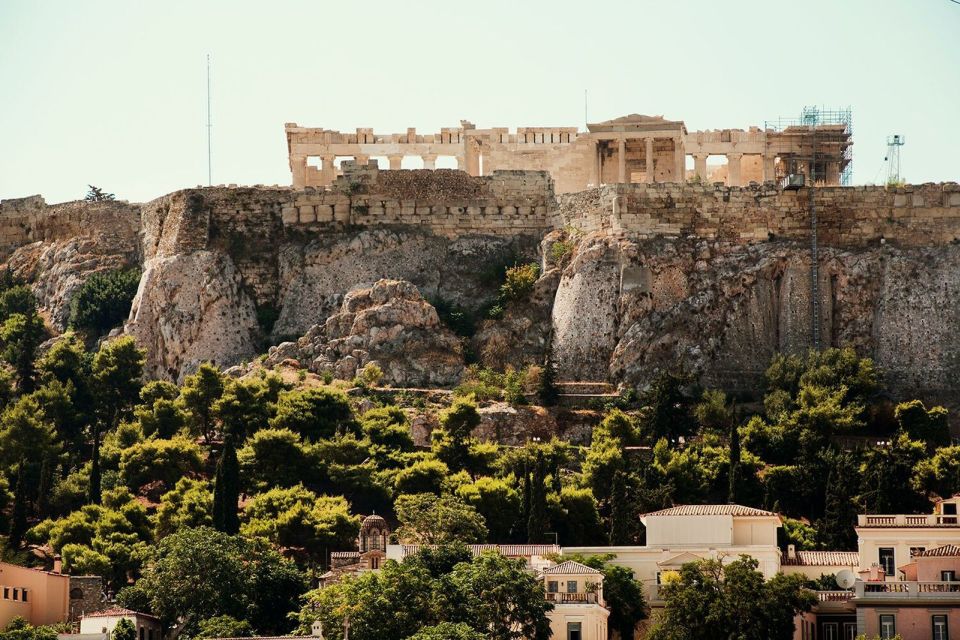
<box><xmin>1</xmin><ymin>0</ymin><xmax>958</xmax><ymax>203</ymax></box>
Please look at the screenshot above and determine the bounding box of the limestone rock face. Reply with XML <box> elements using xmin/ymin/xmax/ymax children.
<box><xmin>125</xmin><ymin>251</ymin><xmax>259</xmax><ymax>381</ymax></box>
<box><xmin>266</xmin><ymin>279</ymin><xmax>464</xmax><ymax>387</ymax></box>
<box><xmin>6</xmin><ymin>238</ymin><xmax>135</xmax><ymax>330</ymax></box>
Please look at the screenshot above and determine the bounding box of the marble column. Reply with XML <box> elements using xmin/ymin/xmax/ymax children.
<box><xmin>727</xmin><ymin>152</ymin><xmax>743</xmax><ymax>187</ymax></box>
<box><xmin>617</xmin><ymin>138</ymin><xmax>626</xmax><ymax>183</ymax></box>
<box><xmin>290</xmin><ymin>155</ymin><xmax>307</xmax><ymax>188</ymax></box>
<box><xmin>388</xmin><ymin>155</ymin><xmax>403</xmax><ymax>170</ymax></box>
<box><xmin>645</xmin><ymin>137</ymin><xmax>655</xmax><ymax>183</ymax></box>
<box><xmin>674</xmin><ymin>137</ymin><xmax>686</xmax><ymax>182</ymax></box>
<box><xmin>422</xmin><ymin>154</ymin><xmax>437</xmax><ymax>170</ymax></box>
<box><xmin>694</xmin><ymin>154</ymin><xmax>709</xmax><ymax>182</ymax></box>
<box><xmin>762</xmin><ymin>154</ymin><xmax>776</xmax><ymax>183</ymax></box>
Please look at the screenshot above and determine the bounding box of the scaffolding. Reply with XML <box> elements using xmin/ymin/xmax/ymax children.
<box><xmin>764</xmin><ymin>106</ymin><xmax>854</xmax><ymax>186</ymax></box>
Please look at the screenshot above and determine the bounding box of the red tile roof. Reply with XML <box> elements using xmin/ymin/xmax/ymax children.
<box><xmin>640</xmin><ymin>504</ymin><xmax>778</xmax><ymax>518</ymax></box>
<box><xmin>541</xmin><ymin>560</ymin><xmax>601</xmax><ymax>575</ymax></box>
<box><xmin>915</xmin><ymin>545</ymin><xmax>960</xmax><ymax>557</ymax></box>
<box><xmin>781</xmin><ymin>551</ymin><xmax>860</xmax><ymax>566</ymax></box>
<box><xmin>400</xmin><ymin>544</ymin><xmax>559</xmax><ymax>557</ymax></box>
<box><xmin>84</xmin><ymin>608</ymin><xmax>159</xmax><ymax>621</ymax></box>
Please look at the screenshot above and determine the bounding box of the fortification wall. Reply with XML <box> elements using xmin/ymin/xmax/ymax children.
<box><xmin>282</xmin><ymin>167</ymin><xmax>554</xmax><ymax>236</ymax></box>
<box><xmin>557</xmin><ymin>182</ymin><xmax>960</xmax><ymax>247</ymax></box>
<box><xmin>0</xmin><ymin>195</ymin><xmax>140</xmax><ymax>258</ymax></box>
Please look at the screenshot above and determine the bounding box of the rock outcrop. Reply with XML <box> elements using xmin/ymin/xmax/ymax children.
<box><xmin>265</xmin><ymin>279</ymin><xmax>464</xmax><ymax>387</ymax></box>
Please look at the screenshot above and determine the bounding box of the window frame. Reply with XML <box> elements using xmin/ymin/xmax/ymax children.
<box><xmin>933</xmin><ymin>614</ymin><xmax>949</xmax><ymax>640</ymax></box>
<box><xmin>879</xmin><ymin>548</ymin><xmax>896</xmax><ymax>576</ymax></box>
<box><xmin>567</xmin><ymin>580</ymin><xmax>578</xmax><ymax>593</ymax></box>
<box><xmin>879</xmin><ymin>614</ymin><xmax>896</xmax><ymax>639</ymax></box>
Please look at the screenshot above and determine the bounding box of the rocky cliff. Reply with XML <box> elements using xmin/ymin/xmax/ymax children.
<box><xmin>3</xmin><ymin>170</ymin><xmax>960</xmax><ymax>411</ymax></box>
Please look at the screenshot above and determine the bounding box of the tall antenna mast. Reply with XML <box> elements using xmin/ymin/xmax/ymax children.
<box><xmin>206</xmin><ymin>54</ymin><xmax>212</xmax><ymax>186</ymax></box>
<box><xmin>884</xmin><ymin>134</ymin><xmax>905</xmax><ymax>184</ymax></box>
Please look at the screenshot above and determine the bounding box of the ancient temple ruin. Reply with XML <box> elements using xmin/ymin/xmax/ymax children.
<box><xmin>285</xmin><ymin>110</ymin><xmax>852</xmax><ymax>193</ymax></box>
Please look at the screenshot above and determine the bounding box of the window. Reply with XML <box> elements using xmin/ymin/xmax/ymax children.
<box><xmin>879</xmin><ymin>614</ymin><xmax>896</xmax><ymax>639</ymax></box>
<box><xmin>566</xmin><ymin>622</ymin><xmax>582</xmax><ymax>640</ymax></box>
<box><xmin>943</xmin><ymin>571</ymin><xmax>957</xmax><ymax>582</ymax></box>
<box><xmin>912</xmin><ymin>547</ymin><xmax>927</xmax><ymax>558</ymax></box>
<box><xmin>879</xmin><ymin>548</ymin><xmax>896</xmax><ymax>576</ymax></box>
<box><xmin>934</xmin><ymin>614</ymin><xmax>949</xmax><ymax>640</ymax></box>
<box><xmin>547</xmin><ymin>581</ymin><xmax>558</xmax><ymax>593</ymax></box>
<box><xmin>11</xmin><ymin>589</ymin><xmax>17</xmax><ymax>601</ymax></box>
<box><xmin>139</xmin><ymin>627</ymin><xmax>144</xmax><ymax>640</ymax></box>
<box><xmin>823</xmin><ymin>622</ymin><xmax>838</xmax><ymax>640</ymax></box>
<box><xmin>3</xmin><ymin>587</ymin><xmax>8</xmax><ymax>599</ymax></box>
<box><xmin>843</xmin><ymin>623</ymin><xmax>857</xmax><ymax>640</ymax></box>
<box><xmin>21</xmin><ymin>590</ymin><xmax>26</xmax><ymax>603</ymax></box>
<box><xmin>567</xmin><ymin>580</ymin><xmax>578</xmax><ymax>593</ymax></box>
<box><xmin>944</xmin><ymin>503</ymin><xmax>958</xmax><ymax>524</ymax></box>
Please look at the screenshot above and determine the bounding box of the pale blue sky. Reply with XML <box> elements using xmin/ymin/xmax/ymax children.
<box><xmin>1</xmin><ymin>0</ymin><xmax>958</xmax><ymax>203</ymax></box>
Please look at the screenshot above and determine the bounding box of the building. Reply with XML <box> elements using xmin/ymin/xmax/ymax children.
<box><xmin>0</xmin><ymin>561</ymin><xmax>104</xmax><ymax>628</ymax></box>
<box><xmin>567</xmin><ymin>504</ymin><xmax>787</xmax><ymax>604</ymax></box>
<box><xmin>76</xmin><ymin>608</ymin><xmax>162</xmax><ymax>640</ymax></box>
<box><xmin>285</xmin><ymin>109</ymin><xmax>852</xmax><ymax>193</ymax></box>
<box><xmin>541</xmin><ymin>561</ymin><xmax>608</xmax><ymax>640</ymax></box>
<box><xmin>317</xmin><ymin>514</ymin><xmax>390</xmax><ymax>586</ymax></box>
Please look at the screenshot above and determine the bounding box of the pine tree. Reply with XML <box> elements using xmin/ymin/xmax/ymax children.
<box><xmin>213</xmin><ymin>436</ymin><xmax>241</xmax><ymax>534</ymax></box>
<box><xmin>8</xmin><ymin>465</ymin><xmax>27</xmax><ymax>548</ymax></box>
<box><xmin>817</xmin><ymin>452</ymin><xmax>859</xmax><ymax>550</ymax></box>
<box><xmin>728</xmin><ymin>421</ymin><xmax>741</xmax><ymax>504</ymax></box>
<box><xmin>88</xmin><ymin>423</ymin><xmax>102</xmax><ymax>504</ymax></box>
<box><xmin>538</xmin><ymin>349</ymin><xmax>560</xmax><ymax>406</ymax></box>
<box><xmin>526</xmin><ymin>452</ymin><xmax>547</xmax><ymax>543</ymax></box>
<box><xmin>609</xmin><ymin>469</ymin><xmax>631</xmax><ymax>545</ymax></box>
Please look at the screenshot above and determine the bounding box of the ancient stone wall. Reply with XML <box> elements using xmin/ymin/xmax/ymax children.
<box><xmin>556</xmin><ymin>182</ymin><xmax>960</xmax><ymax>248</ymax></box>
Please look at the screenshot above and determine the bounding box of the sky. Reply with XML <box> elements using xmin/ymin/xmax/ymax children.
<box><xmin>1</xmin><ymin>0</ymin><xmax>958</xmax><ymax>203</ymax></box>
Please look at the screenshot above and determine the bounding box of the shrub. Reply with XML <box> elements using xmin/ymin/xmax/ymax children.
<box><xmin>500</xmin><ymin>263</ymin><xmax>540</xmax><ymax>302</ymax></box>
<box><xmin>69</xmin><ymin>268</ymin><xmax>141</xmax><ymax>334</ymax></box>
<box><xmin>549</xmin><ymin>241</ymin><xmax>574</xmax><ymax>268</ymax></box>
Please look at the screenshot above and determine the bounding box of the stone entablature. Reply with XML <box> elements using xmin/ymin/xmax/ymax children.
<box><xmin>286</xmin><ymin>113</ymin><xmax>851</xmax><ymax>193</ymax></box>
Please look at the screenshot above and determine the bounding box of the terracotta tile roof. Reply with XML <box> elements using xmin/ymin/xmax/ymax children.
<box><xmin>541</xmin><ymin>560</ymin><xmax>601</xmax><ymax>575</ymax></box>
<box><xmin>84</xmin><ymin>607</ymin><xmax>159</xmax><ymax>621</ymax></box>
<box><xmin>915</xmin><ymin>545</ymin><xmax>960</xmax><ymax>557</ymax></box>
<box><xmin>781</xmin><ymin>551</ymin><xmax>860</xmax><ymax>566</ymax></box>
<box><xmin>330</xmin><ymin>551</ymin><xmax>361</xmax><ymax>559</ymax></box>
<box><xmin>400</xmin><ymin>544</ymin><xmax>560</xmax><ymax>558</ymax></box>
<box><xmin>640</xmin><ymin>504</ymin><xmax>778</xmax><ymax>518</ymax></box>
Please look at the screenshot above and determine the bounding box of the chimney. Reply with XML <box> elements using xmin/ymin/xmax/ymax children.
<box><xmin>52</xmin><ymin>555</ymin><xmax>62</xmax><ymax>574</ymax></box>
<box><xmin>787</xmin><ymin>544</ymin><xmax>796</xmax><ymax>560</ymax></box>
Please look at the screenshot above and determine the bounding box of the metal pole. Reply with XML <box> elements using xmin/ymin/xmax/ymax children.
<box><xmin>809</xmin><ymin>123</ymin><xmax>820</xmax><ymax>351</ymax></box>
<box><xmin>584</xmin><ymin>89</ymin><xmax>588</xmax><ymax>129</ymax></box>
<box><xmin>207</xmin><ymin>54</ymin><xmax>212</xmax><ymax>186</ymax></box>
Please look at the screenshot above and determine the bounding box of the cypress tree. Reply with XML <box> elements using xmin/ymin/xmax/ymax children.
<box><xmin>538</xmin><ymin>349</ymin><xmax>560</xmax><ymax>406</ymax></box>
<box><xmin>609</xmin><ymin>469</ymin><xmax>630</xmax><ymax>545</ymax></box>
<box><xmin>88</xmin><ymin>425</ymin><xmax>102</xmax><ymax>504</ymax></box>
<box><xmin>818</xmin><ymin>452</ymin><xmax>859</xmax><ymax>550</ymax></box>
<box><xmin>213</xmin><ymin>436</ymin><xmax>241</xmax><ymax>534</ymax></box>
<box><xmin>728</xmin><ymin>421</ymin><xmax>741</xmax><ymax>504</ymax></box>
<box><xmin>9</xmin><ymin>465</ymin><xmax>27</xmax><ymax>548</ymax></box>
<box><xmin>527</xmin><ymin>452</ymin><xmax>547</xmax><ymax>543</ymax></box>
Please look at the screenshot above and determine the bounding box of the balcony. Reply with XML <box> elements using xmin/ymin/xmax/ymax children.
<box><xmin>855</xmin><ymin>581</ymin><xmax>960</xmax><ymax>601</ymax></box>
<box><xmin>858</xmin><ymin>514</ymin><xmax>960</xmax><ymax>527</ymax></box>
<box><xmin>816</xmin><ymin>591</ymin><xmax>855</xmax><ymax>602</ymax></box>
<box><xmin>546</xmin><ymin>592</ymin><xmax>599</xmax><ymax>605</ymax></box>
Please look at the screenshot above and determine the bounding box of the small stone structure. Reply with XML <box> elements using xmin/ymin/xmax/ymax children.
<box><xmin>286</xmin><ymin>113</ymin><xmax>852</xmax><ymax>193</ymax></box>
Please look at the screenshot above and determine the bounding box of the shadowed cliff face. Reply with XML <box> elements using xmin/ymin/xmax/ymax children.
<box><xmin>547</xmin><ymin>233</ymin><xmax>960</xmax><ymax>409</ymax></box>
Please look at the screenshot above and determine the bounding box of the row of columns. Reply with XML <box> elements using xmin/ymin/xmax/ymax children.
<box><xmin>690</xmin><ymin>152</ymin><xmax>777</xmax><ymax>186</ymax></box>
<box><xmin>614</xmin><ymin>136</ymin><xmax>669</xmax><ymax>184</ymax></box>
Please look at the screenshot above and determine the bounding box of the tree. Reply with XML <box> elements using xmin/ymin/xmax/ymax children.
<box><xmin>649</xmin><ymin>556</ymin><xmax>814</xmax><ymax>640</ymax></box>
<box><xmin>85</xmin><ymin>186</ymin><xmax>116</xmax><ymax>201</ymax></box>
<box><xmin>639</xmin><ymin>370</ymin><xmax>696</xmax><ymax>443</ymax></box>
<box><xmin>90</xmin><ymin>337</ymin><xmax>145</xmax><ymax>503</ymax></box>
<box><xmin>213</xmin><ymin>379</ymin><xmax>271</xmax><ymax>441</ymax></box>
<box><xmin>111</xmin><ymin>618</ymin><xmax>136</xmax><ymax>640</ymax></box>
<box><xmin>270</xmin><ymin>387</ymin><xmax>356</xmax><ymax>442</ymax></box>
<box><xmin>456</xmin><ymin>476</ymin><xmax>521</xmax><ymax>542</ymax></box>
<box><xmin>136</xmin><ymin>398</ymin><xmax>188</xmax><ymax>440</ymax></box>
<box><xmin>817</xmin><ymin>451</ymin><xmax>860</xmax><ymax>550</ymax></box>
<box><xmin>238</xmin><ymin>428</ymin><xmax>312</xmax><ymax>493</ymax></box>
<box><xmin>394</xmin><ymin>493</ymin><xmax>487</xmax><ymax>545</ymax></box>
<box><xmin>1</xmin><ymin>311</ymin><xmax>45</xmax><ymax>392</ymax></box>
<box><xmin>179</xmin><ymin>363</ymin><xmax>225</xmax><ymax>443</ymax></box>
<box><xmin>68</xmin><ymin>268</ymin><xmax>141</xmax><ymax>335</ymax></box>
<box><xmin>393</xmin><ymin>459</ymin><xmax>450</xmax><ymax>496</ymax></box>
<box><xmin>860</xmin><ymin>431</ymin><xmax>929</xmax><ymax>514</ymax></box>
<box><xmin>196</xmin><ymin>616</ymin><xmax>252</xmax><ymax>639</ymax></box>
<box><xmin>119</xmin><ymin>436</ymin><xmax>203</xmax><ymax>497</ymax></box>
<box><xmin>526</xmin><ymin>451</ymin><xmax>547</xmax><ymax>543</ymax></box>
<box><xmin>212</xmin><ymin>436</ymin><xmax>241</xmax><ymax>534</ymax></box>
<box><xmin>406</xmin><ymin>623</ymin><xmax>484</xmax><ymax>640</ymax></box>
<box><xmin>240</xmin><ymin>485</ymin><xmax>359</xmax><ymax>562</ymax></box>
<box><xmin>119</xmin><ymin>527</ymin><xmax>305</xmax><ymax>637</ymax></box>
<box><xmin>155</xmin><ymin>478</ymin><xmax>213</xmax><ymax>539</ymax></box>
<box><xmin>537</xmin><ymin>350</ymin><xmax>560</xmax><ymax>406</ymax></box>
<box><xmin>435</xmin><ymin>552</ymin><xmax>553</xmax><ymax>640</ymax></box>
<box><xmin>432</xmin><ymin>399</ymin><xmax>481</xmax><ymax>473</ymax></box>
<box><xmin>895</xmin><ymin>400</ymin><xmax>950</xmax><ymax>450</ymax></box>
<box><xmin>729</xmin><ymin>420</ymin><xmax>741</xmax><ymax>504</ymax></box>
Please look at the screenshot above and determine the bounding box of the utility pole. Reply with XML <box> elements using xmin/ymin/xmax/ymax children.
<box><xmin>207</xmin><ymin>54</ymin><xmax>213</xmax><ymax>186</ymax></box>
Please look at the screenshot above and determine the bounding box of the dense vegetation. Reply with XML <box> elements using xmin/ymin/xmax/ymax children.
<box><xmin>0</xmin><ymin>277</ymin><xmax>952</xmax><ymax>639</ymax></box>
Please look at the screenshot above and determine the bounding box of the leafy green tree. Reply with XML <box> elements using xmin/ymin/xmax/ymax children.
<box><xmin>119</xmin><ymin>436</ymin><xmax>203</xmax><ymax>497</ymax></box>
<box><xmin>154</xmin><ymin>478</ymin><xmax>213</xmax><ymax>539</ymax></box>
<box><xmin>196</xmin><ymin>616</ymin><xmax>252</xmax><ymax>639</ymax></box>
<box><xmin>639</xmin><ymin>370</ymin><xmax>696</xmax><ymax>443</ymax></box>
<box><xmin>360</xmin><ymin>406</ymin><xmax>414</xmax><ymax>468</ymax></box>
<box><xmin>915</xmin><ymin>446</ymin><xmax>960</xmax><ymax>499</ymax></box>
<box><xmin>213</xmin><ymin>435</ymin><xmax>241</xmax><ymax>534</ymax></box>
<box><xmin>68</xmin><ymin>268</ymin><xmax>141</xmax><ymax>335</ymax></box>
<box><xmin>238</xmin><ymin>428</ymin><xmax>312</xmax><ymax>493</ymax></box>
<box><xmin>860</xmin><ymin>431</ymin><xmax>929</xmax><ymax>514</ymax></box>
<box><xmin>240</xmin><ymin>484</ymin><xmax>359</xmax><ymax>562</ymax></box>
<box><xmin>431</xmin><ymin>399</ymin><xmax>481</xmax><ymax>473</ymax></box>
<box><xmin>395</xmin><ymin>493</ymin><xmax>487</xmax><ymax>544</ymax></box>
<box><xmin>111</xmin><ymin>618</ymin><xmax>136</xmax><ymax>640</ymax></box>
<box><xmin>37</xmin><ymin>332</ymin><xmax>93</xmax><ymax>454</ymax></box>
<box><xmin>895</xmin><ymin>400</ymin><xmax>949</xmax><ymax>450</ymax></box>
<box><xmin>548</xmin><ymin>486</ymin><xmax>603</xmax><ymax>547</ymax></box>
<box><xmin>406</xmin><ymin>623</ymin><xmax>484</xmax><ymax>640</ymax></box>
<box><xmin>1</xmin><ymin>311</ymin><xmax>45</xmax><ymax>392</ymax></box>
<box><xmin>179</xmin><ymin>363</ymin><xmax>225</xmax><ymax>443</ymax></box>
<box><xmin>85</xmin><ymin>185</ymin><xmax>116</xmax><ymax>201</ymax></box>
<box><xmin>118</xmin><ymin>527</ymin><xmax>305</xmax><ymax>637</ymax></box>
<box><xmin>270</xmin><ymin>387</ymin><xmax>356</xmax><ymax>442</ymax></box>
<box><xmin>816</xmin><ymin>451</ymin><xmax>860</xmax><ymax>550</ymax></box>
<box><xmin>435</xmin><ymin>552</ymin><xmax>552</xmax><ymax>640</ymax></box>
<box><xmin>537</xmin><ymin>350</ymin><xmax>559</xmax><ymax>406</ymax></box>
<box><xmin>561</xmin><ymin>554</ymin><xmax>647</xmax><ymax>639</ymax></box>
<box><xmin>393</xmin><ymin>459</ymin><xmax>450</xmax><ymax>496</ymax></box>
<box><xmin>0</xmin><ymin>617</ymin><xmax>61</xmax><ymax>640</ymax></box>
<box><xmin>526</xmin><ymin>451</ymin><xmax>547</xmax><ymax>543</ymax></box>
<box><xmin>456</xmin><ymin>476</ymin><xmax>521</xmax><ymax>542</ymax></box>
<box><xmin>213</xmin><ymin>378</ymin><xmax>271</xmax><ymax>441</ymax></box>
<box><xmin>649</xmin><ymin>556</ymin><xmax>814</xmax><ymax>640</ymax></box>
<box><xmin>136</xmin><ymin>398</ymin><xmax>188</xmax><ymax>440</ymax></box>
<box><xmin>90</xmin><ymin>337</ymin><xmax>145</xmax><ymax>504</ymax></box>
<box><xmin>0</xmin><ymin>286</ymin><xmax>37</xmax><ymax>320</ymax></box>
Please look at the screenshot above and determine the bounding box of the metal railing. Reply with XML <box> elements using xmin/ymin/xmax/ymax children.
<box><xmin>546</xmin><ymin>592</ymin><xmax>598</xmax><ymax>604</ymax></box>
<box><xmin>856</xmin><ymin>581</ymin><xmax>960</xmax><ymax>599</ymax></box>
<box><xmin>858</xmin><ymin>514</ymin><xmax>960</xmax><ymax>526</ymax></box>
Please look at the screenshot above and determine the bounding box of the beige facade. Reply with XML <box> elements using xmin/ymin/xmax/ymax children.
<box><xmin>285</xmin><ymin>113</ymin><xmax>852</xmax><ymax>193</ymax></box>
<box><xmin>78</xmin><ymin>609</ymin><xmax>162</xmax><ymax>640</ymax></box>
<box><xmin>0</xmin><ymin>562</ymin><xmax>71</xmax><ymax>628</ymax></box>
<box><xmin>542</xmin><ymin>561</ymin><xmax>608</xmax><ymax>640</ymax></box>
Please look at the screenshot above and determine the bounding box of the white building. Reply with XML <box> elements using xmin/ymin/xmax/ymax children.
<box><xmin>77</xmin><ymin>607</ymin><xmax>162</xmax><ymax>640</ymax></box>
<box><xmin>541</xmin><ymin>561</ymin><xmax>608</xmax><ymax>640</ymax></box>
